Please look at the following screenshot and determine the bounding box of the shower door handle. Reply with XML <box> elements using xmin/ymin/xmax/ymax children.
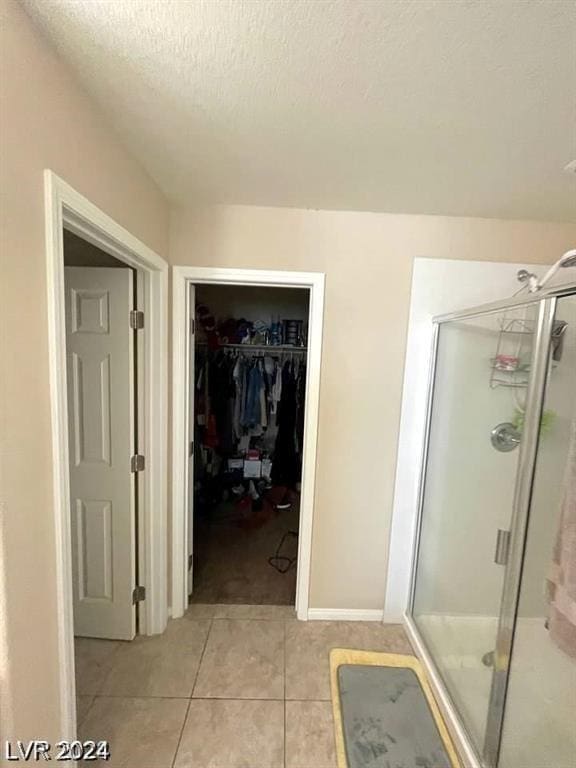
<box><xmin>494</xmin><ymin>529</ymin><xmax>511</xmax><ymax>566</ymax></box>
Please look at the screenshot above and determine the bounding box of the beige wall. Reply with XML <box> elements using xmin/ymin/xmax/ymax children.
<box><xmin>169</xmin><ymin>205</ymin><xmax>576</xmax><ymax>611</ymax></box>
<box><xmin>0</xmin><ymin>0</ymin><xmax>169</xmax><ymax>745</ymax></box>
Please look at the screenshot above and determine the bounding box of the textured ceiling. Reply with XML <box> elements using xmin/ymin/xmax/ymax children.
<box><xmin>23</xmin><ymin>0</ymin><xmax>576</xmax><ymax>220</ymax></box>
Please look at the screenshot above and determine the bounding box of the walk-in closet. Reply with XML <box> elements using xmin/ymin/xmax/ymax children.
<box><xmin>187</xmin><ymin>284</ymin><xmax>310</xmax><ymax>606</ymax></box>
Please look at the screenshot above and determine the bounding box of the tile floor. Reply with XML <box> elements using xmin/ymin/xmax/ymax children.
<box><xmin>75</xmin><ymin>604</ymin><xmax>413</xmax><ymax>768</ymax></box>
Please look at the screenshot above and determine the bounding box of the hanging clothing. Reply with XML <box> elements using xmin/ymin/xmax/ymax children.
<box><xmin>232</xmin><ymin>356</ymin><xmax>242</xmax><ymax>440</ymax></box>
<box><xmin>271</xmin><ymin>363</ymin><xmax>283</xmax><ymax>414</ymax></box>
<box><xmin>547</xmin><ymin>416</ymin><xmax>576</xmax><ymax>659</ymax></box>
<box><xmin>271</xmin><ymin>361</ymin><xmax>300</xmax><ymax>487</ymax></box>
<box><xmin>195</xmin><ymin>344</ymin><xmax>307</xmax><ymax>491</ymax></box>
<box><xmin>209</xmin><ymin>353</ymin><xmax>236</xmax><ymax>457</ymax></box>
<box><xmin>295</xmin><ymin>360</ymin><xmax>306</xmax><ymax>456</ymax></box>
<box><xmin>244</xmin><ymin>363</ymin><xmax>263</xmax><ymax>428</ymax></box>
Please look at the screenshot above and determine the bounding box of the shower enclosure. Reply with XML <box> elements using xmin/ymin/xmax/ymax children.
<box><xmin>406</xmin><ymin>281</ymin><xmax>576</xmax><ymax>768</ymax></box>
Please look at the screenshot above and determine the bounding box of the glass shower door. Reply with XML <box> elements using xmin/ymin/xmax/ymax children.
<box><xmin>411</xmin><ymin>304</ymin><xmax>538</xmax><ymax>758</ymax></box>
<box><xmin>498</xmin><ymin>292</ymin><xmax>576</xmax><ymax>768</ymax></box>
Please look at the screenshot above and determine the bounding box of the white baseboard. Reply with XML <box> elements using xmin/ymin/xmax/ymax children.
<box><xmin>307</xmin><ymin>608</ymin><xmax>384</xmax><ymax>622</ymax></box>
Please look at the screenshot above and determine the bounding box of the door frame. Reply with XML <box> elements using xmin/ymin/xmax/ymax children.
<box><xmin>44</xmin><ymin>171</ymin><xmax>169</xmax><ymax>739</ymax></box>
<box><xmin>171</xmin><ymin>266</ymin><xmax>325</xmax><ymax>621</ymax></box>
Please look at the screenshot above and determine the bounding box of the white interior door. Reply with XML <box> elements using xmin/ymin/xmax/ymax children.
<box><xmin>187</xmin><ymin>283</ymin><xmax>195</xmax><ymax>596</ymax></box>
<box><xmin>65</xmin><ymin>266</ymin><xmax>136</xmax><ymax>640</ymax></box>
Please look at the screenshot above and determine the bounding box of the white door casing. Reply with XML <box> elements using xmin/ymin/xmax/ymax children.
<box><xmin>171</xmin><ymin>267</ymin><xmax>325</xmax><ymax>621</ymax></box>
<box><xmin>187</xmin><ymin>283</ymin><xmax>195</xmax><ymax>595</ymax></box>
<box><xmin>65</xmin><ymin>266</ymin><xmax>136</xmax><ymax>640</ymax></box>
<box><xmin>45</xmin><ymin>171</ymin><xmax>168</xmax><ymax>741</ymax></box>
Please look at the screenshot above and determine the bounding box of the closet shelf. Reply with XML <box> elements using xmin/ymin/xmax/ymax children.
<box><xmin>197</xmin><ymin>341</ymin><xmax>307</xmax><ymax>353</ymax></box>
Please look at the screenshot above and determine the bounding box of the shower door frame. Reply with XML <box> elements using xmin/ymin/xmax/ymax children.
<box><xmin>405</xmin><ymin>279</ymin><xmax>576</xmax><ymax>768</ymax></box>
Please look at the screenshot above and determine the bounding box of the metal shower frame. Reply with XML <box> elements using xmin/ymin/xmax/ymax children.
<box><xmin>404</xmin><ymin>279</ymin><xmax>576</xmax><ymax>768</ymax></box>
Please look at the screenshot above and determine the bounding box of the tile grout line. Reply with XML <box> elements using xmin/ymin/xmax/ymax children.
<box><xmin>170</xmin><ymin>617</ymin><xmax>213</xmax><ymax>768</ymax></box>
<box><xmin>170</xmin><ymin>698</ymin><xmax>192</xmax><ymax>768</ymax></box>
<box><xmin>75</xmin><ymin>638</ymin><xmax>124</xmax><ymax>698</ymax></box>
<box><xmin>87</xmin><ymin>694</ymin><xmax>296</xmax><ymax>701</ymax></box>
<box><xmin>190</xmin><ymin>617</ymin><xmax>214</xmax><ymax>699</ymax></box>
<box><xmin>284</xmin><ymin>697</ymin><xmax>287</xmax><ymax>768</ymax></box>
<box><xmin>82</xmin><ymin>694</ymin><xmax>191</xmax><ymax>701</ymax></box>
<box><xmin>76</xmin><ymin>694</ymin><xmax>98</xmax><ymax>730</ymax></box>
<box><xmin>88</xmin><ymin>636</ymin><xmax>124</xmax><ymax>696</ymax></box>
<box><xmin>81</xmin><ymin>693</ymin><xmax>328</xmax><ymax>702</ymax></box>
<box><xmin>210</xmin><ymin>616</ymin><xmax>293</xmax><ymax>623</ymax></box>
<box><xmin>283</xmin><ymin>618</ymin><xmax>287</xmax><ymax>768</ymax></box>
<box><xmin>283</xmin><ymin>618</ymin><xmax>287</xmax><ymax>701</ymax></box>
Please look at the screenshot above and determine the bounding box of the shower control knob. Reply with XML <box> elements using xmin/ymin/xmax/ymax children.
<box><xmin>490</xmin><ymin>422</ymin><xmax>521</xmax><ymax>452</ymax></box>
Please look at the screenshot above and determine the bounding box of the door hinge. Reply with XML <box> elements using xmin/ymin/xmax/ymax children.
<box><xmin>130</xmin><ymin>454</ymin><xmax>145</xmax><ymax>472</ymax></box>
<box><xmin>189</xmin><ymin>440</ymin><xmax>194</xmax><ymax>457</ymax></box>
<box><xmin>191</xmin><ymin>317</ymin><xmax>195</xmax><ymax>334</ymax></box>
<box><xmin>132</xmin><ymin>585</ymin><xmax>146</xmax><ymax>604</ymax></box>
<box><xmin>130</xmin><ymin>310</ymin><xmax>144</xmax><ymax>329</ymax></box>
<box><xmin>494</xmin><ymin>529</ymin><xmax>511</xmax><ymax>566</ymax></box>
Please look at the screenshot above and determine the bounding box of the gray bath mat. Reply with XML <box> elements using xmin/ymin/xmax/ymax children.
<box><xmin>330</xmin><ymin>650</ymin><xmax>460</xmax><ymax>768</ymax></box>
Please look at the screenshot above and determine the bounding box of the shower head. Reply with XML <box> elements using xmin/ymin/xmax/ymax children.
<box><xmin>560</xmin><ymin>250</ymin><xmax>576</xmax><ymax>268</ymax></box>
<box><xmin>531</xmin><ymin>249</ymin><xmax>576</xmax><ymax>292</ymax></box>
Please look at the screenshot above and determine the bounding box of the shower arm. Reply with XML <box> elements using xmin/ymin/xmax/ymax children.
<box><xmin>530</xmin><ymin>249</ymin><xmax>576</xmax><ymax>293</ymax></box>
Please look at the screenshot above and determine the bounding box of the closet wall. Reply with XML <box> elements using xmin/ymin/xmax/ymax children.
<box><xmin>197</xmin><ymin>285</ymin><xmax>309</xmax><ymax>326</ymax></box>
<box><xmin>170</xmin><ymin>204</ymin><xmax>576</xmax><ymax>613</ymax></box>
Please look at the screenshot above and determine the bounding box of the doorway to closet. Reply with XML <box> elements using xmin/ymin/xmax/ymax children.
<box><xmin>189</xmin><ymin>284</ymin><xmax>310</xmax><ymax>606</ymax></box>
<box><xmin>172</xmin><ymin>267</ymin><xmax>324</xmax><ymax>621</ymax></box>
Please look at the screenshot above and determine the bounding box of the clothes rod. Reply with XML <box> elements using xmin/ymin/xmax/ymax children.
<box><xmin>197</xmin><ymin>341</ymin><xmax>307</xmax><ymax>353</ymax></box>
